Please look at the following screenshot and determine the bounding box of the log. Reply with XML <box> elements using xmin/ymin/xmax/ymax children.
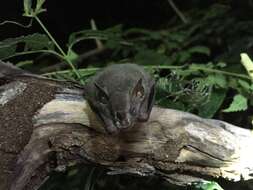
<box><xmin>1</xmin><ymin>62</ymin><xmax>253</xmax><ymax>190</ymax></box>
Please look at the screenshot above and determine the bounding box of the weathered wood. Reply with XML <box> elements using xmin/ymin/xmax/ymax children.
<box><xmin>1</xmin><ymin>63</ymin><xmax>253</xmax><ymax>190</ymax></box>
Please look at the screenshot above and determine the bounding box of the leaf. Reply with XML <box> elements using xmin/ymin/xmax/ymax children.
<box><xmin>23</xmin><ymin>0</ymin><xmax>46</xmax><ymax>17</ymax></box>
<box><xmin>238</xmin><ymin>79</ymin><xmax>251</xmax><ymax>91</ymax></box>
<box><xmin>66</xmin><ymin>49</ymin><xmax>79</xmax><ymax>62</ymax></box>
<box><xmin>203</xmin><ymin>4</ymin><xmax>230</xmax><ymax>20</ymax></box>
<box><xmin>23</xmin><ymin>0</ymin><xmax>32</xmax><ymax>16</ymax></box>
<box><xmin>0</xmin><ymin>33</ymin><xmax>54</xmax><ymax>60</ymax></box>
<box><xmin>158</xmin><ymin>99</ymin><xmax>186</xmax><ymax>111</ymax></box>
<box><xmin>155</xmin><ymin>76</ymin><xmax>186</xmax><ymax>110</ymax></box>
<box><xmin>168</xmin><ymin>32</ymin><xmax>186</xmax><ymax>43</ymax></box>
<box><xmin>124</xmin><ymin>28</ymin><xmax>162</xmax><ymax>40</ymax></box>
<box><xmin>191</xmin><ymin>181</ymin><xmax>224</xmax><ymax>190</ymax></box>
<box><xmin>251</xmin><ymin>84</ymin><xmax>253</xmax><ymax>91</ymax></box>
<box><xmin>188</xmin><ymin>46</ymin><xmax>211</xmax><ymax>56</ymax></box>
<box><xmin>68</xmin><ymin>25</ymin><xmax>124</xmax><ymax>50</ymax></box>
<box><xmin>216</xmin><ymin>62</ymin><xmax>227</xmax><ymax>68</ymax></box>
<box><xmin>240</xmin><ymin>53</ymin><xmax>253</xmax><ymax>80</ymax></box>
<box><xmin>134</xmin><ymin>49</ymin><xmax>169</xmax><ymax>65</ymax></box>
<box><xmin>198</xmin><ymin>89</ymin><xmax>227</xmax><ymax>118</ymax></box>
<box><xmin>156</xmin><ymin>77</ymin><xmax>170</xmax><ymax>92</ymax></box>
<box><xmin>223</xmin><ymin>94</ymin><xmax>248</xmax><ymax>112</ymax></box>
<box><xmin>16</xmin><ymin>60</ymin><xmax>33</xmax><ymax>67</ymax></box>
<box><xmin>206</xmin><ymin>74</ymin><xmax>227</xmax><ymax>88</ymax></box>
<box><xmin>35</xmin><ymin>0</ymin><xmax>47</xmax><ymax>15</ymax></box>
<box><xmin>180</xmin><ymin>78</ymin><xmax>213</xmax><ymax>109</ymax></box>
<box><xmin>68</xmin><ymin>30</ymin><xmax>110</xmax><ymax>49</ymax></box>
<box><xmin>178</xmin><ymin>51</ymin><xmax>191</xmax><ymax>63</ymax></box>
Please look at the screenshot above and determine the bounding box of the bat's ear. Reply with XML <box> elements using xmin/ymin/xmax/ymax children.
<box><xmin>147</xmin><ymin>81</ymin><xmax>155</xmax><ymax>113</ymax></box>
<box><xmin>132</xmin><ymin>78</ymin><xmax>145</xmax><ymax>99</ymax></box>
<box><xmin>94</xmin><ymin>82</ymin><xmax>109</xmax><ymax>103</ymax></box>
<box><xmin>138</xmin><ymin>80</ymin><xmax>155</xmax><ymax>121</ymax></box>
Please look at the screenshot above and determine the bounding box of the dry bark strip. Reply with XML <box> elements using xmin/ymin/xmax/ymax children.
<box><xmin>0</xmin><ymin>69</ymin><xmax>253</xmax><ymax>190</ymax></box>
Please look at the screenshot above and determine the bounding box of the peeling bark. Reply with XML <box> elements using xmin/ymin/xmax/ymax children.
<box><xmin>1</xmin><ymin>64</ymin><xmax>253</xmax><ymax>190</ymax></box>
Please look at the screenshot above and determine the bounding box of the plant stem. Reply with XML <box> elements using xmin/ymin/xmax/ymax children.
<box><xmin>191</xmin><ymin>65</ymin><xmax>251</xmax><ymax>80</ymax></box>
<box><xmin>43</xmin><ymin>64</ymin><xmax>251</xmax><ymax>81</ymax></box>
<box><xmin>34</xmin><ymin>16</ymin><xmax>83</xmax><ymax>82</ymax></box>
<box><xmin>168</xmin><ymin>0</ymin><xmax>188</xmax><ymax>24</ymax></box>
<box><xmin>34</xmin><ymin>16</ymin><xmax>65</xmax><ymax>56</ymax></box>
<box><xmin>3</xmin><ymin>50</ymin><xmax>64</xmax><ymax>60</ymax></box>
<box><xmin>43</xmin><ymin>68</ymin><xmax>99</xmax><ymax>77</ymax></box>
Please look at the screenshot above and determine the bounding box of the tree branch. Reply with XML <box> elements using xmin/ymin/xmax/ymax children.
<box><xmin>1</xmin><ymin>61</ymin><xmax>253</xmax><ymax>190</ymax></box>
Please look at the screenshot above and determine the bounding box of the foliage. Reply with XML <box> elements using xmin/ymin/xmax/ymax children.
<box><xmin>223</xmin><ymin>94</ymin><xmax>248</xmax><ymax>112</ymax></box>
<box><xmin>190</xmin><ymin>181</ymin><xmax>224</xmax><ymax>190</ymax></box>
<box><xmin>40</xmin><ymin>165</ymin><xmax>185</xmax><ymax>190</ymax></box>
<box><xmin>0</xmin><ymin>34</ymin><xmax>54</xmax><ymax>60</ymax></box>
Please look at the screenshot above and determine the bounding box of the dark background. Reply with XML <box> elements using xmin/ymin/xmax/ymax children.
<box><xmin>0</xmin><ymin>0</ymin><xmax>220</xmax><ymax>41</ymax></box>
<box><xmin>0</xmin><ymin>1</ymin><xmax>171</xmax><ymax>40</ymax></box>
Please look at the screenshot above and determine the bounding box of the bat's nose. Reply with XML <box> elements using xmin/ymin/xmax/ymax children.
<box><xmin>115</xmin><ymin>112</ymin><xmax>131</xmax><ymax>128</ymax></box>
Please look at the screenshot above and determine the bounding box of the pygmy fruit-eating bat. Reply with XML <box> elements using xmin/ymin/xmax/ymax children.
<box><xmin>83</xmin><ymin>63</ymin><xmax>155</xmax><ymax>134</ymax></box>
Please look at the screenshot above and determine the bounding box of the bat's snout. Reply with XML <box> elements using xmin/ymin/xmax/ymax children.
<box><xmin>115</xmin><ymin>111</ymin><xmax>132</xmax><ymax>128</ymax></box>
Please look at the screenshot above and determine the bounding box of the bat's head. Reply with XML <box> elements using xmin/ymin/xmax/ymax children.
<box><xmin>84</xmin><ymin>64</ymin><xmax>155</xmax><ymax>134</ymax></box>
<box><xmin>86</xmin><ymin>79</ymin><xmax>155</xmax><ymax>134</ymax></box>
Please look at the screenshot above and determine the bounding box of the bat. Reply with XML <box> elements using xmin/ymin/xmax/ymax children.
<box><xmin>84</xmin><ymin>63</ymin><xmax>155</xmax><ymax>134</ymax></box>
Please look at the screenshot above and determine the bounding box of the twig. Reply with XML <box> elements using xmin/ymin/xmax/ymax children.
<box><xmin>167</xmin><ymin>0</ymin><xmax>188</xmax><ymax>24</ymax></box>
<box><xmin>90</xmin><ymin>19</ymin><xmax>104</xmax><ymax>50</ymax></box>
<box><xmin>0</xmin><ymin>19</ymin><xmax>33</xmax><ymax>28</ymax></box>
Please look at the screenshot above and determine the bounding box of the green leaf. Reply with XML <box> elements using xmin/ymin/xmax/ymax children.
<box><xmin>238</xmin><ymin>79</ymin><xmax>251</xmax><ymax>91</ymax></box>
<box><xmin>191</xmin><ymin>181</ymin><xmax>224</xmax><ymax>190</ymax></box>
<box><xmin>216</xmin><ymin>62</ymin><xmax>227</xmax><ymax>68</ymax></box>
<box><xmin>206</xmin><ymin>74</ymin><xmax>227</xmax><ymax>88</ymax></box>
<box><xmin>68</xmin><ymin>30</ymin><xmax>109</xmax><ymax>49</ymax></box>
<box><xmin>0</xmin><ymin>33</ymin><xmax>54</xmax><ymax>60</ymax></box>
<box><xmin>155</xmin><ymin>77</ymin><xmax>186</xmax><ymax>110</ymax></box>
<box><xmin>68</xmin><ymin>26</ymin><xmax>124</xmax><ymax>50</ymax></box>
<box><xmin>198</xmin><ymin>89</ymin><xmax>227</xmax><ymax>118</ymax></box>
<box><xmin>223</xmin><ymin>94</ymin><xmax>248</xmax><ymax>112</ymax></box>
<box><xmin>66</xmin><ymin>49</ymin><xmax>79</xmax><ymax>62</ymax></box>
<box><xmin>168</xmin><ymin>32</ymin><xmax>186</xmax><ymax>43</ymax></box>
<box><xmin>158</xmin><ymin>99</ymin><xmax>186</xmax><ymax>110</ymax></box>
<box><xmin>203</xmin><ymin>4</ymin><xmax>230</xmax><ymax>20</ymax></box>
<box><xmin>23</xmin><ymin>0</ymin><xmax>32</xmax><ymax>16</ymax></box>
<box><xmin>188</xmin><ymin>46</ymin><xmax>211</xmax><ymax>56</ymax></box>
<box><xmin>23</xmin><ymin>0</ymin><xmax>46</xmax><ymax>17</ymax></box>
<box><xmin>240</xmin><ymin>53</ymin><xmax>253</xmax><ymax>80</ymax></box>
<box><xmin>251</xmin><ymin>84</ymin><xmax>253</xmax><ymax>91</ymax></box>
<box><xmin>16</xmin><ymin>60</ymin><xmax>33</xmax><ymax>67</ymax></box>
<box><xmin>124</xmin><ymin>28</ymin><xmax>162</xmax><ymax>40</ymax></box>
<box><xmin>178</xmin><ymin>51</ymin><xmax>191</xmax><ymax>63</ymax></box>
<box><xmin>134</xmin><ymin>49</ymin><xmax>169</xmax><ymax>65</ymax></box>
<box><xmin>35</xmin><ymin>0</ymin><xmax>47</xmax><ymax>15</ymax></box>
<box><xmin>180</xmin><ymin>78</ymin><xmax>213</xmax><ymax>110</ymax></box>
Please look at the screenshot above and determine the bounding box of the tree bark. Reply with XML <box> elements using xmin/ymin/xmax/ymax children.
<box><xmin>1</xmin><ymin>64</ymin><xmax>253</xmax><ymax>190</ymax></box>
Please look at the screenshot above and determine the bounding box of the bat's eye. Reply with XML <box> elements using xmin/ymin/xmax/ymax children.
<box><xmin>136</xmin><ymin>90</ymin><xmax>144</xmax><ymax>98</ymax></box>
<box><xmin>132</xmin><ymin>78</ymin><xmax>145</xmax><ymax>99</ymax></box>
